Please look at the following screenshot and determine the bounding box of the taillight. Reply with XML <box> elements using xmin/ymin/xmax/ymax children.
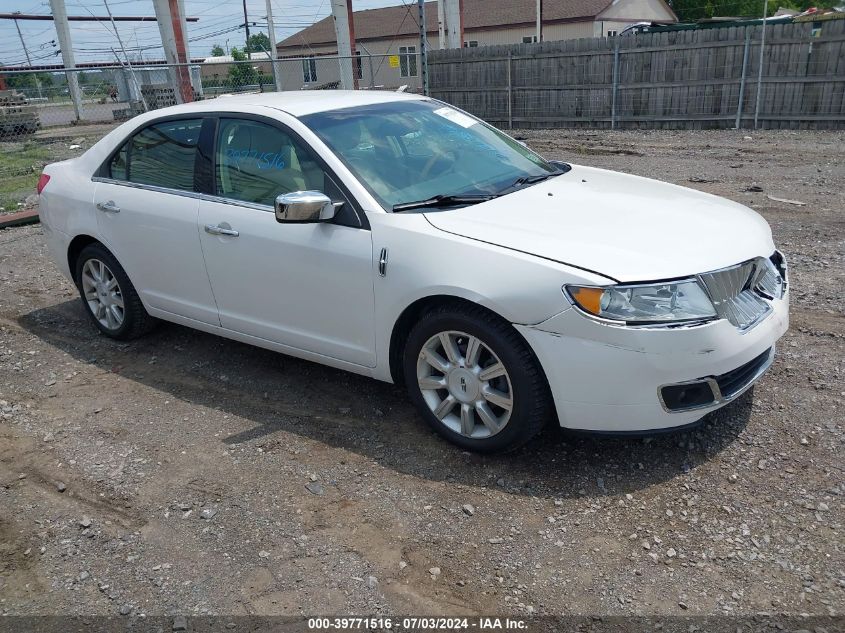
<box><xmin>37</xmin><ymin>173</ymin><xmax>50</xmax><ymax>195</ymax></box>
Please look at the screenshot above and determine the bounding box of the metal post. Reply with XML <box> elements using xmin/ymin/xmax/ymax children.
<box><xmin>753</xmin><ymin>0</ymin><xmax>769</xmax><ymax>130</ymax></box>
<box><xmin>610</xmin><ymin>40</ymin><xmax>620</xmax><ymax>129</ymax></box>
<box><xmin>49</xmin><ymin>0</ymin><xmax>83</xmax><ymax>121</ymax></box>
<box><xmin>265</xmin><ymin>0</ymin><xmax>283</xmax><ymax>91</ymax></box>
<box><xmin>12</xmin><ymin>14</ymin><xmax>43</xmax><ymax>99</ymax></box>
<box><xmin>735</xmin><ymin>29</ymin><xmax>751</xmax><ymax>129</ymax></box>
<box><xmin>507</xmin><ymin>51</ymin><xmax>513</xmax><ymax>130</ymax></box>
<box><xmin>418</xmin><ymin>0</ymin><xmax>429</xmax><ymax>95</ymax></box>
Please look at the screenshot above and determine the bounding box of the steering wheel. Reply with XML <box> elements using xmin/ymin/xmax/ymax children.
<box><xmin>420</xmin><ymin>150</ymin><xmax>456</xmax><ymax>179</ymax></box>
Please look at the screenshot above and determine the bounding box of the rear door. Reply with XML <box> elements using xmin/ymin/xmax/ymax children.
<box><xmin>93</xmin><ymin>117</ymin><xmax>219</xmax><ymax>325</ymax></box>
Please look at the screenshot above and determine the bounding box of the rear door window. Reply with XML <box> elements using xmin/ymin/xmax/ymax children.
<box><xmin>109</xmin><ymin>118</ymin><xmax>203</xmax><ymax>192</ymax></box>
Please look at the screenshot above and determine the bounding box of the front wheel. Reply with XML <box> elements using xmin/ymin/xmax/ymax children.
<box><xmin>403</xmin><ymin>304</ymin><xmax>553</xmax><ymax>453</ymax></box>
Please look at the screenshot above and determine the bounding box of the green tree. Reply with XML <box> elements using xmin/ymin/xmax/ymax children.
<box><xmin>6</xmin><ymin>72</ymin><xmax>53</xmax><ymax>90</ymax></box>
<box><xmin>245</xmin><ymin>32</ymin><xmax>271</xmax><ymax>54</ymax></box>
<box><xmin>228</xmin><ymin>46</ymin><xmax>258</xmax><ymax>88</ymax></box>
<box><xmin>210</xmin><ymin>43</ymin><xmax>225</xmax><ymax>56</ymax></box>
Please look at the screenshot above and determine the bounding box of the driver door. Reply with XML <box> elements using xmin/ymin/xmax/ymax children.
<box><xmin>197</xmin><ymin>116</ymin><xmax>376</xmax><ymax>367</ymax></box>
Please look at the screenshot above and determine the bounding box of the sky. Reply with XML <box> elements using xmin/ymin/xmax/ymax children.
<box><xmin>0</xmin><ymin>0</ymin><xmax>406</xmax><ymax>67</ymax></box>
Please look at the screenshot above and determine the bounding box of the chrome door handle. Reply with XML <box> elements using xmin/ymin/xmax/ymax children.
<box><xmin>204</xmin><ymin>224</ymin><xmax>239</xmax><ymax>237</ymax></box>
<box><xmin>96</xmin><ymin>200</ymin><xmax>120</xmax><ymax>213</ymax></box>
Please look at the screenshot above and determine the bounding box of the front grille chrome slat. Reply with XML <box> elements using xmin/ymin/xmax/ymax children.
<box><xmin>698</xmin><ymin>258</ymin><xmax>775</xmax><ymax>330</ymax></box>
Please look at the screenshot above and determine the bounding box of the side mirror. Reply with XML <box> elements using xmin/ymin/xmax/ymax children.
<box><xmin>274</xmin><ymin>191</ymin><xmax>337</xmax><ymax>223</ymax></box>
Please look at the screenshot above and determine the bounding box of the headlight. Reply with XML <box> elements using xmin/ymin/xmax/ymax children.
<box><xmin>565</xmin><ymin>279</ymin><xmax>717</xmax><ymax>324</ymax></box>
<box><xmin>753</xmin><ymin>254</ymin><xmax>786</xmax><ymax>300</ymax></box>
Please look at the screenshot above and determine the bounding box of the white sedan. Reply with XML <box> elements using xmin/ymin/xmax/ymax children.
<box><xmin>38</xmin><ymin>91</ymin><xmax>789</xmax><ymax>452</ymax></box>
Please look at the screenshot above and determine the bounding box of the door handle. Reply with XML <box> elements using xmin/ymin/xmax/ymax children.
<box><xmin>96</xmin><ymin>200</ymin><xmax>120</xmax><ymax>213</ymax></box>
<box><xmin>204</xmin><ymin>224</ymin><xmax>239</xmax><ymax>237</ymax></box>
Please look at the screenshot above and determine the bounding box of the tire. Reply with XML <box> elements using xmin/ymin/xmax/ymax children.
<box><xmin>403</xmin><ymin>302</ymin><xmax>553</xmax><ymax>453</ymax></box>
<box><xmin>74</xmin><ymin>242</ymin><xmax>155</xmax><ymax>340</ymax></box>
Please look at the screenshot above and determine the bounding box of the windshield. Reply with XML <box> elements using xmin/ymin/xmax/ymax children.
<box><xmin>300</xmin><ymin>100</ymin><xmax>558</xmax><ymax>211</ymax></box>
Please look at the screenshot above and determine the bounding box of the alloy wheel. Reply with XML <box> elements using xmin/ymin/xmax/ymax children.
<box><xmin>80</xmin><ymin>258</ymin><xmax>125</xmax><ymax>330</ymax></box>
<box><xmin>416</xmin><ymin>330</ymin><xmax>514</xmax><ymax>439</ymax></box>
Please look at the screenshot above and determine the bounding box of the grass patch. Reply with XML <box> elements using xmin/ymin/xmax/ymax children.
<box><xmin>0</xmin><ymin>141</ymin><xmax>51</xmax><ymax>212</ymax></box>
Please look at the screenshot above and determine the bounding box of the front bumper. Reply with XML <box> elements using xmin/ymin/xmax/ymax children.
<box><xmin>516</xmin><ymin>290</ymin><xmax>788</xmax><ymax>432</ymax></box>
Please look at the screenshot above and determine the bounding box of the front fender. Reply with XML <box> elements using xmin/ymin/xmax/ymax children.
<box><xmin>369</xmin><ymin>212</ymin><xmax>611</xmax><ymax>381</ymax></box>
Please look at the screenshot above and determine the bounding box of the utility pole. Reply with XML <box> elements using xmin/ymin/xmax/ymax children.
<box><xmin>242</xmin><ymin>0</ymin><xmax>250</xmax><ymax>51</ymax></box>
<box><xmin>12</xmin><ymin>13</ymin><xmax>43</xmax><ymax>98</ymax></box>
<box><xmin>330</xmin><ymin>0</ymin><xmax>357</xmax><ymax>90</ymax></box>
<box><xmin>265</xmin><ymin>0</ymin><xmax>283</xmax><ymax>91</ymax></box>
<box><xmin>418</xmin><ymin>0</ymin><xmax>428</xmax><ymax>95</ymax></box>
<box><xmin>437</xmin><ymin>0</ymin><xmax>445</xmax><ymax>49</ymax></box>
<box><xmin>443</xmin><ymin>0</ymin><xmax>462</xmax><ymax>48</ymax></box>
<box><xmin>152</xmin><ymin>0</ymin><xmax>192</xmax><ymax>103</ymax></box>
<box><xmin>167</xmin><ymin>0</ymin><xmax>192</xmax><ymax>102</ymax></box>
<box><xmin>535</xmin><ymin>0</ymin><xmax>543</xmax><ymax>43</ymax></box>
<box><xmin>436</xmin><ymin>0</ymin><xmax>462</xmax><ymax>49</ymax></box>
<box><xmin>48</xmin><ymin>0</ymin><xmax>82</xmax><ymax>121</ymax></box>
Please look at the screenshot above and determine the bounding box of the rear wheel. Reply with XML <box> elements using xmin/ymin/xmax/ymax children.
<box><xmin>74</xmin><ymin>243</ymin><xmax>155</xmax><ymax>340</ymax></box>
<box><xmin>403</xmin><ymin>303</ymin><xmax>553</xmax><ymax>453</ymax></box>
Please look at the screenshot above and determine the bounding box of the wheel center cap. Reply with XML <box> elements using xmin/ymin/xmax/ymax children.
<box><xmin>448</xmin><ymin>368</ymin><xmax>480</xmax><ymax>404</ymax></box>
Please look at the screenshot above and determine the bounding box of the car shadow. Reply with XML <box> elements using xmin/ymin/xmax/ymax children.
<box><xmin>18</xmin><ymin>300</ymin><xmax>752</xmax><ymax>499</ymax></box>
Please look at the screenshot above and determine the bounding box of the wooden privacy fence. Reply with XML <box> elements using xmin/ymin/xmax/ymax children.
<box><xmin>428</xmin><ymin>19</ymin><xmax>845</xmax><ymax>129</ymax></box>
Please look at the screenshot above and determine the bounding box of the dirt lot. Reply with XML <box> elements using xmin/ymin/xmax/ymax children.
<box><xmin>0</xmin><ymin>129</ymin><xmax>843</xmax><ymax>625</ymax></box>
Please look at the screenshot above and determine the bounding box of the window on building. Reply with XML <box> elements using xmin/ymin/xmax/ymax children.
<box><xmin>463</xmin><ymin>40</ymin><xmax>479</xmax><ymax>48</ymax></box>
<box><xmin>355</xmin><ymin>50</ymin><xmax>363</xmax><ymax>80</ymax></box>
<box><xmin>607</xmin><ymin>29</ymin><xmax>618</xmax><ymax>37</ymax></box>
<box><xmin>522</xmin><ymin>36</ymin><xmax>537</xmax><ymax>44</ymax></box>
<box><xmin>302</xmin><ymin>57</ymin><xmax>317</xmax><ymax>83</ymax></box>
<box><xmin>398</xmin><ymin>46</ymin><xmax>418</xmax><ymax>77</ymax></box>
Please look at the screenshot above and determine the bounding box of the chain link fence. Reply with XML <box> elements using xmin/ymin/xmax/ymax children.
<box><xmin>0</xmin><ymin>53</ymin><xmax>422</xmax><ymax>216</ymax></box>
<box><xmin>3</xmin><ymin>21</ymin><xmax>844</xmax><ymax>218</ymax></box>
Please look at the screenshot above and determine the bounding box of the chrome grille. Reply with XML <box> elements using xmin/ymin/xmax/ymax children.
<box><xmin>698</xmin><ymin>259</ymin><xmax>772</xmax><ymax>330</ymax></box>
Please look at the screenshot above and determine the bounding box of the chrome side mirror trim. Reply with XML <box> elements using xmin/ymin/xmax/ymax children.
<box><xmin>274</xmin><ymin>191</ymin><xmax>338</xmax><ymax>223</ymax></box>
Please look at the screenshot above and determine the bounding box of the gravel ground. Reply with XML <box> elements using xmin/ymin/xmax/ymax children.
<box><xmin>0</xmin><ymin>129</ymin><xmax>843</xmax><ymax>624</ymax></box>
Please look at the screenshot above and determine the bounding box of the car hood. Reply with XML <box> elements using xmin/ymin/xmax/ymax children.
<box><xmin>423</xmin><ymin>165</ymin><xmax>775</xmax><ymax>283</ymax></box>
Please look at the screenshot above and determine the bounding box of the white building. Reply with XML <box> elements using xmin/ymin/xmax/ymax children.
<box><xmin>273</xmin><ymin>0</ymin><xmax>677</xmax><ymax>89</ymax></box>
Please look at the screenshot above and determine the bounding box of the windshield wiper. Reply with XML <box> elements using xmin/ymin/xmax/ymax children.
<box><xmin>508</xmin><ymin>173</ymin><xmax>557</xmax><ymax>189</ymax></box>
<box><xmin>392</xmin><ymin>194</ymin><xmax>496</xmax><ymax>212</ymax></box>
<box><xmin>502</xmin><ymin>163</ymin><xmax>572</xmax><ymax>193</ymax></box>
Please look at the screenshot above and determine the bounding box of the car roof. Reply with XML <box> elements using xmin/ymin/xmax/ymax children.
<box><xmin>169</xmin><ymin>90</ymin><xmax>428</xmax><ymax>117</ymax></box>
